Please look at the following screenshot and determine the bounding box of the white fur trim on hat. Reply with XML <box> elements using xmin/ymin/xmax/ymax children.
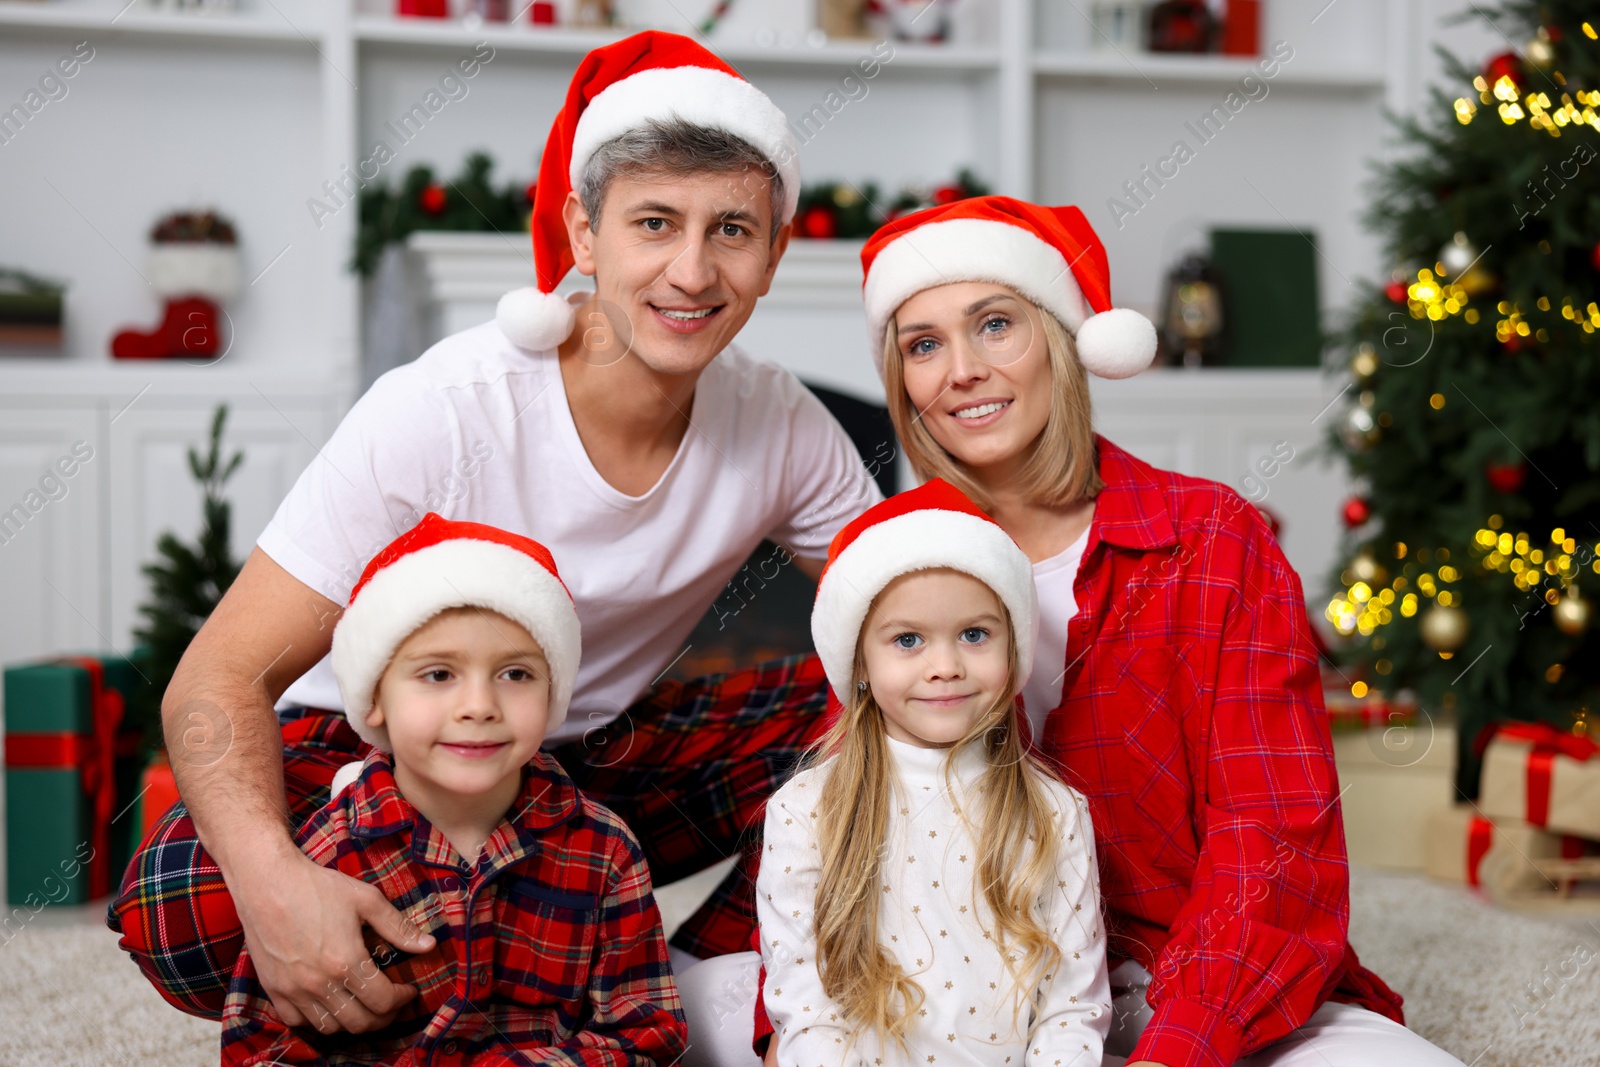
<box><xmin>330</xmin><ymin>539</ymin><xmax>581</xmax><ymax>753</ymax></box>
<box><xmin>148</xmin><ymin>243</ymin><xmax>240</xmax><ymax>301</ymax></box>
<box><xmin>497</xmin><ymin>287</ymin><xmax>578</xmax><ymax>351</ymax></box>
<box><xmin>570</xmin><ymin>66</ymin><xmax>801</xmax><ymax>223</ymax></box>
<box><xmin>811</xmin><ymin>509</ymin><xmax>1039</xmax><ymax>701</ymax></box>
<box><xmin>862</xmin><ymin>217</ymin><xmax>1156</xmax><ymax>379</ymax></box>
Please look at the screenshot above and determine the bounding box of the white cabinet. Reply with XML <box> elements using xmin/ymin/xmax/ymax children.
<box><xmin>0</xmin><ymin>407</ymin><xmax>105</xmax><ymax>663</ymax></box>
<box><xmin>104</xmin><ymin>396</ymin><xmax>340</xmax><ymax>649</ymax></box>
<box><xmin>0</xmin><ymin>374</ymin><xmax>340</xmax><ymax>667</ymax></box>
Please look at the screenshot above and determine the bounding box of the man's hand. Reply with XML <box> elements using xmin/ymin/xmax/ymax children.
<box><xmin>233</xmin><ymin>844</ymin><xmax>435</xmax><ymax>1033</ymax></box>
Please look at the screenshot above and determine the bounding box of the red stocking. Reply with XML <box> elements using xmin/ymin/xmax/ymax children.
<box><xmin>111</xmin><ymin>297</ymin><xmax>223</xmax><ymax>359</ymax></box>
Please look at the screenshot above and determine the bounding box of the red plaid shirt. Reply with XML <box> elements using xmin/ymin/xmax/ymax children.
<box><xmin>221</xmin><ymin>750</ymin><xmax>686</xmax><ymax>1067</ymax></box>
<box><xmin>752</xmin><ymin>437</ymin><xmax>1402</xmax><ymax>1067</ymax></box>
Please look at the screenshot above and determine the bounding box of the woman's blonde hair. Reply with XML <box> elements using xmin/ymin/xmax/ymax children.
<box><xmin>809</xmin><ymin>587</ymin><xmax>1064</xmax><ymax>1051</ymax></box>
<box><xmin>883</xmin><ymin>301</ymin><xmax>1103</xmax><ymax>513</ymax></box>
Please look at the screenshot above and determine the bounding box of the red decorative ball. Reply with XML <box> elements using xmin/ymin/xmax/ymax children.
<box><xmin>932</xmin><ymin>184</ymin><xmax>963</xmax><ymax>206</ymax></box>
<box><xmin>1485</xmin><ymin>461</ymin><xmax>1527</xmax><ymax>494</ymax></box>
<box><xmin>1502</xmin><ymin>333</ymin><xmax>1522</xmax><ymax>352</ymax></box>
<box><xmin>1591</xmin><ymin>238</ymin><xmax>1600</xmax><ymax>273</ymax></box>
<box><xmin>524</xmin><ymin>180</ymin><xmax>538</xmax><ymax>205</ymax></box>
<box><xmin>1483</xmin><ymin>51</ymin><xmax>1525</xmax><ymax>89</ymax></box>
<box><xmin>1385</xmin><ymin>281</ymin><xmax>1409</xmax><ymax>304</ymax></box>
<box><xmin>799</xmin><ymin>204</ymin><xmax>838</xmax><ymax>240</ymax></box>
<box><xmin>1342</xmin><ymin>497</ymin><xmax>1372</xmax><ymax>528</ymax></box>
<box><xmin>419</xmin><ymin>184</ymin><xmax>448</xmax><ymax>215</ymax></box>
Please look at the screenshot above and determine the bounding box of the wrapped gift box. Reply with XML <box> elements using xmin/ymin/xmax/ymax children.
<box><xmin>1331</xmin><ymin>715</ymin><xmax>1456</xmax><ymax>870</ymax></box>
<box><xmin>1479</xmin><ymin>722</ymin><xmax>1600</xmax><ymax>841</ymax></box>
<box><xmin>1423</xmin><ymin>805</ymin><xmax>1590</xmax><ymax>890</ymax></box>
<box><xmin>4</xmin><ymin>655</ymin><xmax>151</xmax><ymax>905</ymax></box>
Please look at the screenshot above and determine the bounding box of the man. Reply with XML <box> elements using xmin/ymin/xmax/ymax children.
<box><xmin>108</xmin><ymin>31</ymin><xmax>881</xmax><ymax>1036</ymax></box>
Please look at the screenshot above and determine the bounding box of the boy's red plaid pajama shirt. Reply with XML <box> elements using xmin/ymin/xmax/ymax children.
<box><xmin>220</xmin><ymin>748</ymin><xmax>685</xmax><ymax>1066</ymax></box>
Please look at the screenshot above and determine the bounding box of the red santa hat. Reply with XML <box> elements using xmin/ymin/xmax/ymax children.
<box><xmin>497</xmin><ymin>30</ymin><xmax>801</xmax><ymax>352</ymax></box>
<box><xmin>330</xmin><ymin>513</ymin><xmax>581</xmax><ymax>753</ymax></box>
<box><xmin>811</xmin><ymin>479</ymin><xmax>1039</xmax><ymax>702</ymax></box>
<box><xmin>860</xmin><ymin>196</ymin><xmax>1157</xmax><ymax>380</ymax></box>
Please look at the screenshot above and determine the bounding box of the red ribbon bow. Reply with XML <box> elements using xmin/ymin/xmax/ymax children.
<box><xmin>1489</xmin><ymin>721</ymin><xmax>1599</xmax><ymax>830</ymax></box>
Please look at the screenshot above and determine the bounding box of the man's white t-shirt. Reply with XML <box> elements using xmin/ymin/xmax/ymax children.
<box><xmin>1020</xmin><ymin>525</ymin><xmax>1091</xmax><ymax>740</ymax></box>
<box><xmin>259</xmin><ymin>321</ymin><xmax>883</xmax><ymax>746</ymax></box>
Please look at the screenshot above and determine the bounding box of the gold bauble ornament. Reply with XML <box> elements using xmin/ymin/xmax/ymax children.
<box><xmin>1439</xmin><ymin>231</ymin><xmax>1478</xmax><ymax>276</ymax></box>
<box><xmin>1346</xmin><ymin>548</ymin><xmax>1388</xmax><ymax>587</ymax></box>
<box><xmin>1350</xmin><ymin>343</ymin><xmax>1379</xmax><ymax>384</ymax></box>
<box><xmin>1554</xmin><ymin>589</ymin><xmax>1591</xmax><ymax>636</ymax></box>
<box><xmin>1420</xmin><ymin>603</ymin><xmax>1470</xmax><ymax>652</ymax></box>
<box><xmin>1340</xmin><ymin>404</ymin><xmax>1380</xmax><ymax>450</ymax></box>
<box><xmin>1437</xmin><ymin>231</ymin><xmax>1497</xmax><ymax>295</ymax></box>
<box><xmin>1524</xmin><ymin>26</ymin><xmax>1556</xmax><ymax>72</ymax></box>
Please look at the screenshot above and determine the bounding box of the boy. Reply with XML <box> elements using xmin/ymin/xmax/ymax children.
<box><xmin>221</xmin><ymin>514</ymin><xmax>686</xmax><ymax>1066</ymax></box>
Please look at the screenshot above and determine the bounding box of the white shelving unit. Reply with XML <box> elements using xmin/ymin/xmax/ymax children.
<box><xmin>0</xmin><ymin>0</ymin><xmax>1448</xmax><ymax>672</ymax></box>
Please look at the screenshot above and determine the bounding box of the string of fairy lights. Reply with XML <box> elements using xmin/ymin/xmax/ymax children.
<box><xmin>1325</xmin><ymin>526</ymin><xmax>1600</xmax><ymax>649</ymax></box>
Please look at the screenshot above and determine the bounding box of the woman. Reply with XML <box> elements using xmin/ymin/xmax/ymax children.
<box><xmin>679</xmin><ymin>198</ymin><xmax>1466</xmax><ymax>1067</ymax></box>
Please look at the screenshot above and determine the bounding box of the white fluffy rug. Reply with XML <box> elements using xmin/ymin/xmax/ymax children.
<box><xmin>2</xmin><ymin>865</ymin><xmax>1595</xmax><ymax>1065</ymax></box>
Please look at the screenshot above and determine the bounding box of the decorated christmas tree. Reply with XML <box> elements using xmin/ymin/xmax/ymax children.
<box><xmin>1326</xmin><ymin>1</ymin><xmax>1600</xmax><ymax>791</ymax></box>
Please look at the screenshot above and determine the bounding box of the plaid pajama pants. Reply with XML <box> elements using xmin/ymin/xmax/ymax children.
<box><xmin>105</xmin><ymin>652</ymin><xmax>830</xmax><ymax>1019</ymax></box>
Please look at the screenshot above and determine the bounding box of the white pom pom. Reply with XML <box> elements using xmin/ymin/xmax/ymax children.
<box><xmin>496</xmin><ymin>287</ymin><xmax>576</xmax><ymax>351</ymax></box>
<box><xmin>1074</xmin><ymin>308</ymin><xmax>1157</xmax><ymax>379</ymax></box>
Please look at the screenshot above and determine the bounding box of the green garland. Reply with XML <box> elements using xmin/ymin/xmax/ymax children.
<box><xmin>794</xmin><ymin>168</ymin><xmax>991</xmax><ymax>238</ymax></box>
<box><xmin>353</xmin><ymin>152</ymin><xmax>532</xmax><ymax>276</ymax></box>
<box><xmin>352</xmin><ymin>151</ymin><xmax>991</xmax><ymax>273</ymax></box>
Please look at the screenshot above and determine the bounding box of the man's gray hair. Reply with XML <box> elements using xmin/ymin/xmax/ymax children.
<box><xmin>577</xmin><ymin>117</ymin><xmax>786</xmax><ymax>242</ymax></box>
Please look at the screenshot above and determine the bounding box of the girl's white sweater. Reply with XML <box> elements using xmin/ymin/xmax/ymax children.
<box><xmin>758</xmin><ymin>736</ymin><xmax>1111</xmax><ymax>1067</ymax></box>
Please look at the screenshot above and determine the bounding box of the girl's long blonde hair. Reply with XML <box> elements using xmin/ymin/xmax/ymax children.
<box><xmin>883</xmin><ymin>303</ymin><xmax>1103</xmax><ymax>514</ymax></box>
<box><xmin>809</xmin><ymin>599</ymin><xmax>1064</xmax><ymax>1050</ymax></box>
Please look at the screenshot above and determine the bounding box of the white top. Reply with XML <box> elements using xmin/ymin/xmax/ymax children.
<box><xmin>1019</xmin><ymin>528</ymin><xmax>1090</xmax><ymax>739</ymax></box>
<box><xmin>259</xmin><ymin>321</ymin><xmax>882</xmax><ymax>745</ymax></box>
<box><xmin>758</xmin><ymin>737</ymin><xmax>1110</xmax><ymax>1067</ymax></box>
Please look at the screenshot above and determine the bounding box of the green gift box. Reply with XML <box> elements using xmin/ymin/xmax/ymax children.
<box><xmin>4</xmin><ymin>654</ymin><xmax>152</xmax><ymax>906</ymax></box>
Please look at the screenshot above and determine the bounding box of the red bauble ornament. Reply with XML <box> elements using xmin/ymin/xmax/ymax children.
<box><xmin>524</xmin><ymin>180</ymin><xmax>538</xmax><ymax>205</ymax></box>
<box><xmin>932</xmin><ymin>184</ymin><xmax>963</xmax><ymax>206</ymax></box>
<box><xmin>1485</xmin><ymin>461</ymin><xmax>1527</xmax><ymax>494</ymax></box>
<box><xmin>1342</xmin><ymin>496</ymin><xmax>1372</xmax><ymax>528</ymax></box>
<box><xmin>419</xmin><ymin>184</ymin><xmax>448</xmax><ymax>215</ymax></box>
<box><xmin>800</xmin><ymin>203</ymin><xmax>838</xmax><ymax>240</ymax></box>
<box><xmin>1483</xmin><ymin>51</ymin><xmax>1525</xmax><ymax>89</ymax></box>
<box><xmin>1591</xmin><ymin>238</ymin><xmax>1600</xmax><ymax>273</ymax></box>
<box><xmin>1502</xmin><ymin>333</ymin><xmax>1522</xmax><ymax>352</ymax></box>
<box><xmin>1385</xmin><ymin>281</ymin><xmax>1409</xmax><ymax>304</ymax></box>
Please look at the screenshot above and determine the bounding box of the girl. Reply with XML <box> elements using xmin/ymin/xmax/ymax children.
<box><xmin>756</xmin><ymin>479</ymin><xmax>1111</xmax><ymax>1067</ymax></box>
